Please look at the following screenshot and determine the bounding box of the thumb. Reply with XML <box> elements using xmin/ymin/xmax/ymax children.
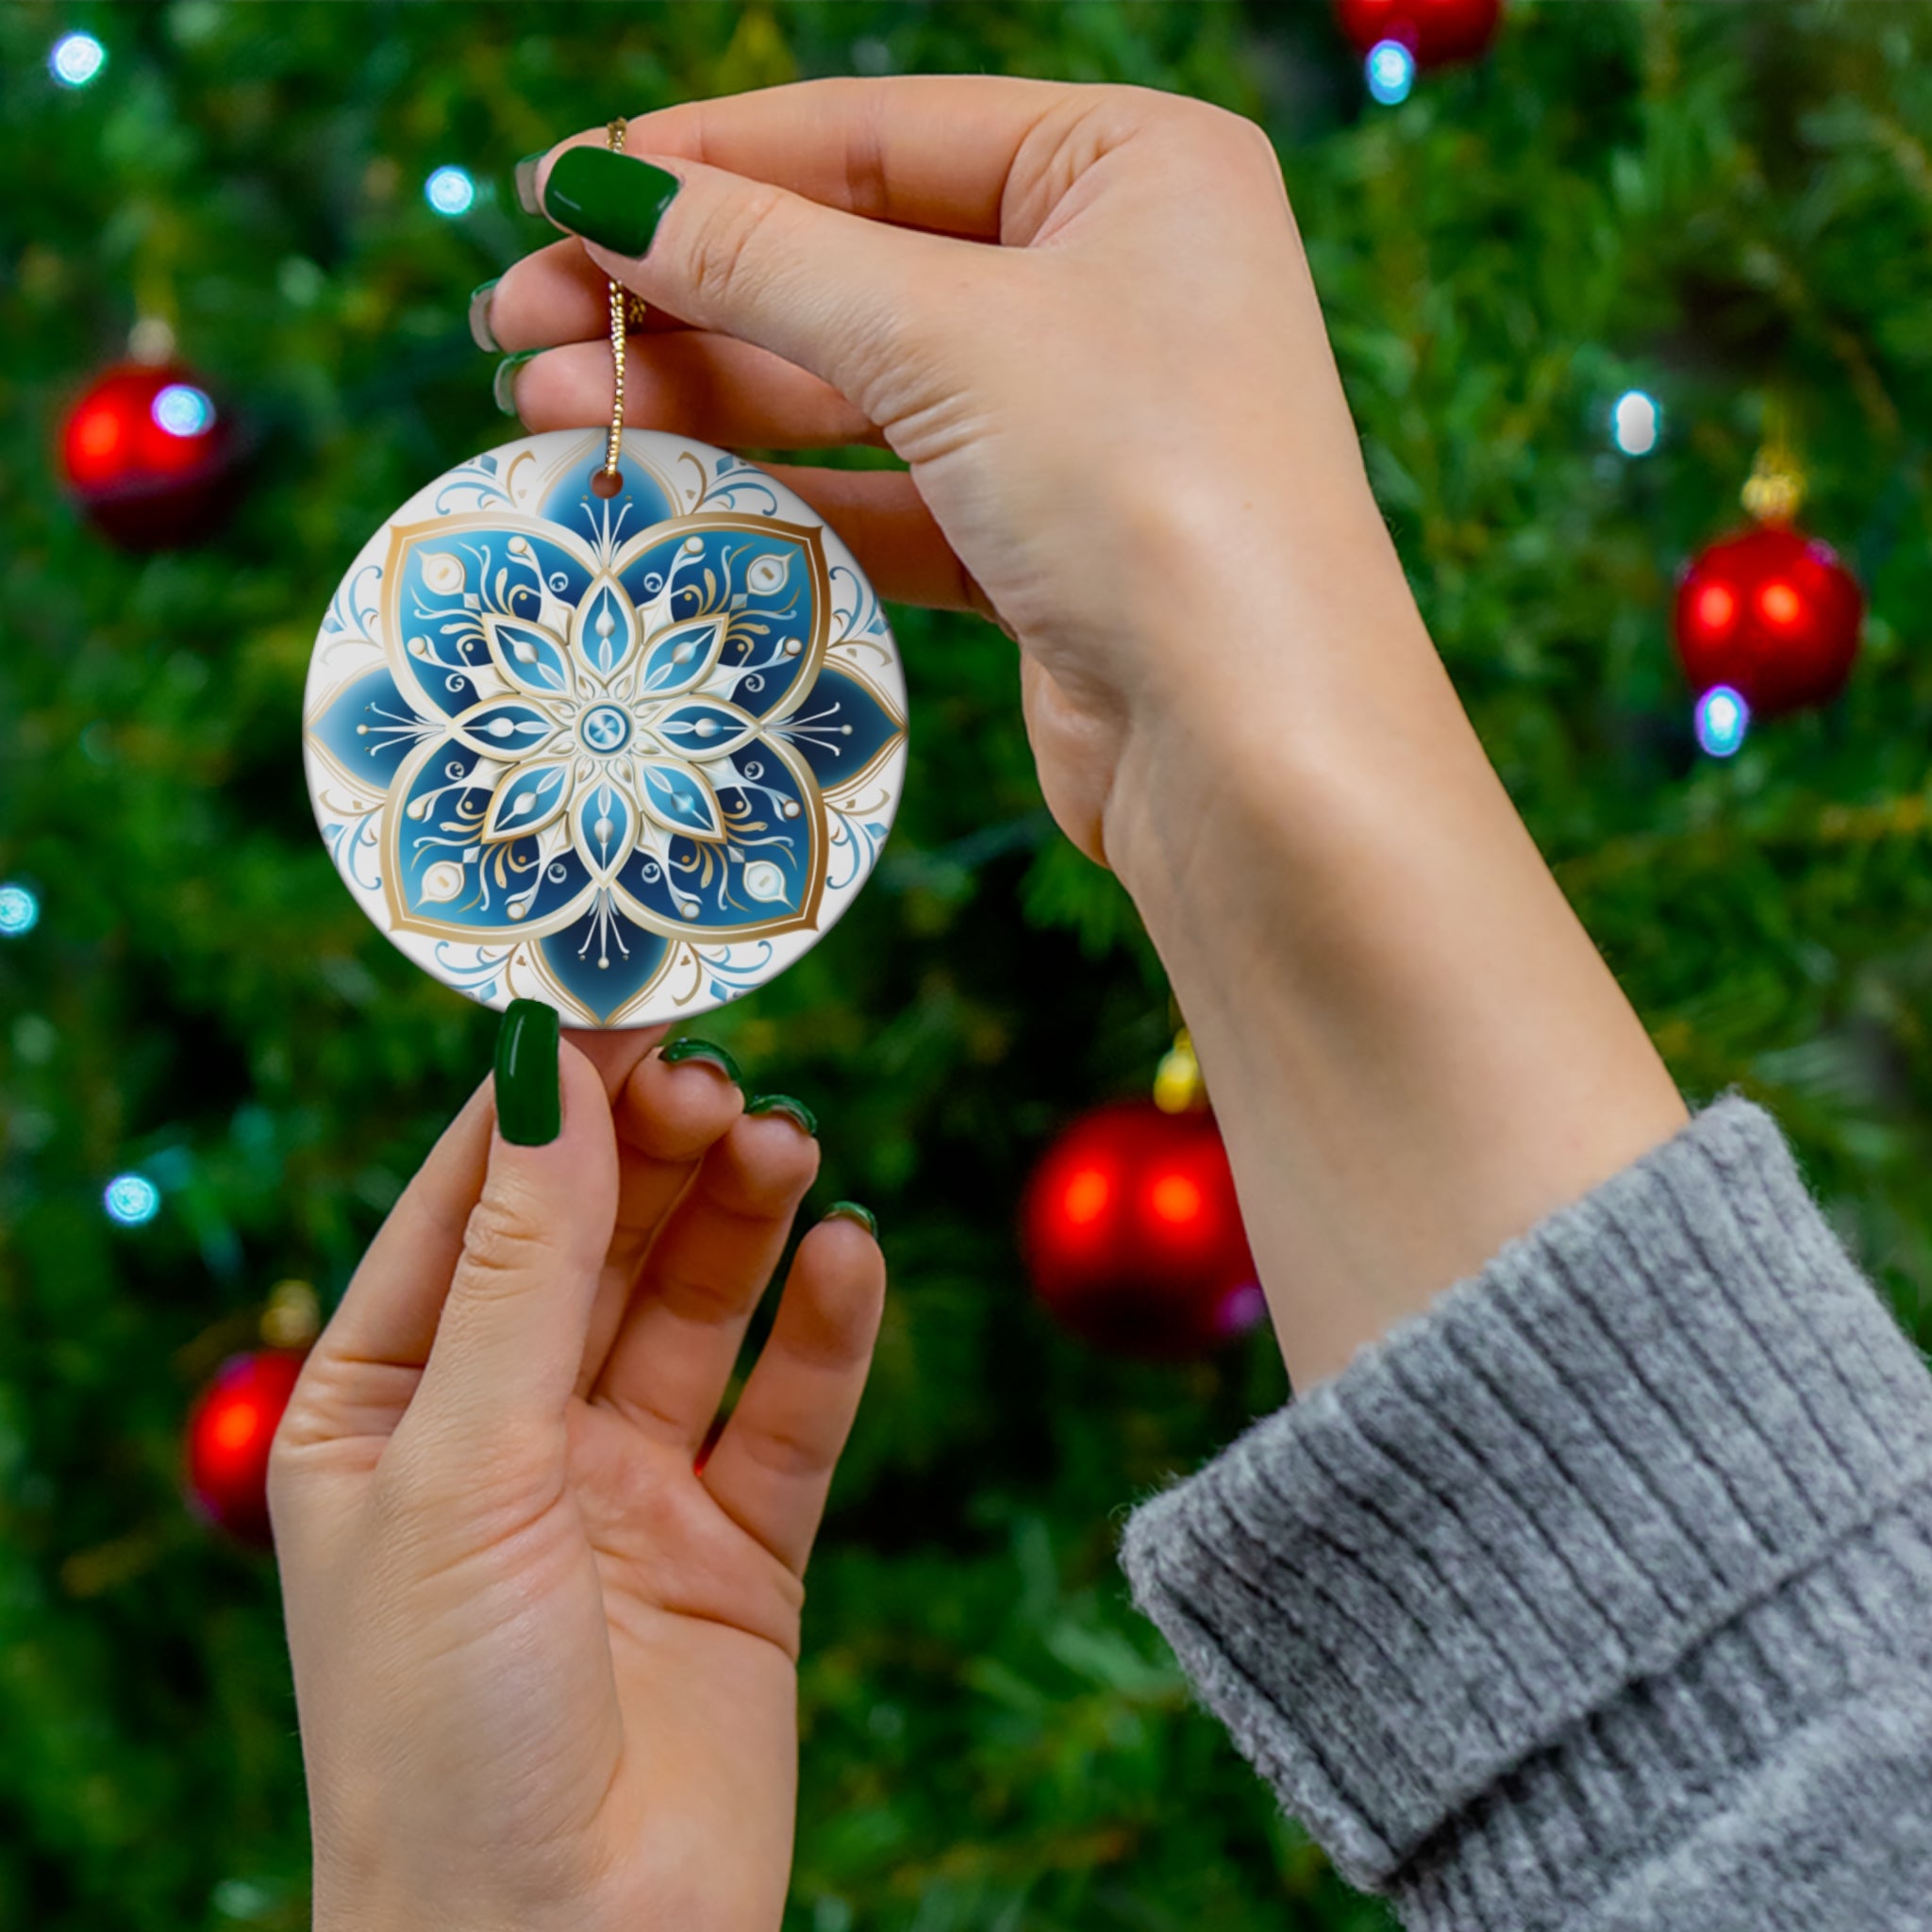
<box><xmin>408</xmin><ymin>1002</ymin><xmax>618</xmax><ymax>1448</ymax></box>
<box><xmin>531</xmin><ymin>141</ymin><xmax>975</xmax><ymax>420</ymax></box>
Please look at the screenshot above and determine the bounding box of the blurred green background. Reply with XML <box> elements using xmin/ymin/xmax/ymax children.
<box><xmin>5</xmin><ymin>3</ymin><xmax>1932</xmax><ymax>1928</ymax></box>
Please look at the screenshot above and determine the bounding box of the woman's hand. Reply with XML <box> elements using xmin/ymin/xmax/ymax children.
<box><xmin>270</xmin><ymin>1021</ymin><xmax>883</xmax><ymax>1932</ymax></box>
<box><xmin>486</xmin><ymin>75</ymin><xmax>1376</xmax><ymax>873</ymax></box>
<box><xmin>482</xmin><ymin>76</ymin><xmax>1684</xmax><ymax>1389</ymax></box>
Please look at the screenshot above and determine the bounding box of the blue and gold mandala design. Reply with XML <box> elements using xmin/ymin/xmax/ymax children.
<box><xmin>304</xmin><ymin>429</ymin><xmax>907</xmax><ymax>1025</ymax></box>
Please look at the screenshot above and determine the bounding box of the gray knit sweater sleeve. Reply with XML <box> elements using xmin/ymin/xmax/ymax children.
<box><xmin>1120</xmin><ymin>1099</ymin><xmax>1932</xmax><ymax>1931</ymax></box>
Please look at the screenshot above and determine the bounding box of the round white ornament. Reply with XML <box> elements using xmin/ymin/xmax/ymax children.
<box><xmin>303</xmin><ymin>427</ymin><xmax>908</xmax><ymax>1026</ymax></box>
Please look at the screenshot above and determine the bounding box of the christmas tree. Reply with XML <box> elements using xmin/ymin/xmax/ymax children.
<box><xmin>5</xmin><ymin>5</ymin><xmax>1932</xmax><ymax>1928</ymax></box>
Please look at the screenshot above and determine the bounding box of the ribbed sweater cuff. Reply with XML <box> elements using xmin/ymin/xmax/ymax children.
<box><xmin>1120</xmin><ymin>1098</ymin><xmax>1932</xmax><ymax>1905</ymax></box>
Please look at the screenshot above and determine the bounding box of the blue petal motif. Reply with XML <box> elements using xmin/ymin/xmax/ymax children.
<box><xmin>634</xmin><ymin>616</ymin><xmax>726</xmax><ymax>697</ymax></box>
<box><xmin>309</xmin><ymin>666</ymin><xmax>423</xmax><ymax>791</ymax></box>
<box><xmin>482</xmin><ymin>759</ymin><xmax>574</xmax><ymax>842</ymax></box>
<box><xmin>483</xmin><ymin>615</ymin><xmax>575</xmax><ymax>697</ymax></box>
<box><xmin>449</xmin><ymin>699</ymin><xmax>561</xmax><ymax>760</ymax></box>
<box><xmin>635</xmin><ymin>758</ymin><xmax>726</xmax><ymax>841</ymax></box>
<box><xmin>391</xmin><ymin>528</ymin><xmax>592</xmax><ymax>718</ymax></box>
<box><xmin>534</xmin><ymin>456</ymin><xmax>677</xmax><ymax>539</ymax></box>
<box><xmin>650</xmin><ymin>698</ymin><xmax>756</xmax><ymax>761</ymax></box>
<box><xmin>773</xmin><ymin>666</ymin><xmax>905</xmax><ymax>789</ymax></box>
<box><xmin>619</xmin><ymin>746</ymin><xmax>815</xmax><ymax>926</ymax></box>
<box><xmin>616</xmin><ymin>524</ymin><xmax>823</xmax><ymax>723</ymax></box>
<box><xmin>539</xmin><ymin>900</ymin><xmax>670</xmax><ymax>1024</ymax></box>
<box><xmin>573</xmin><ymin>776</ymin><xmax>635</xmax><ymax>878</ymax></box>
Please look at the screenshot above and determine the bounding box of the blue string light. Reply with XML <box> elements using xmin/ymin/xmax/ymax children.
<box><xmin>1694</xmin><ymin>685</ymin><xmax>1750</xmax><ymax>758</ymax></box>
<box><xmin>104</xmin><ymin>1174</ymin><xmax>161</xmax><ymax>1226</ymax></box>
<box><xmin>152</xmin><ymin>383</ymin><xmax>216</xmax><ymax>438</ymax></box>
<box><xmin>0</xmin><ymin>883</ymin><xmax>39</xmax><ymax>936</ymax></box>
<box><xmin>425</xmin><ymin>166</ymin><xmax>476</xmax><ymax>217</ymax></box>
<box><xmin>1611</xmin><ymin>390</ymin><xmax>1661</xmax><ymax>457</ymax></box>
<box><xmin>49</xmin><ymin>31</ymin><xmax>106</xmax><ymax>88</ymax></box>
<box><xmin>1365</xmin><ymin>40</ymin><xmax>1416</xmax><ymax>106</ymax></box>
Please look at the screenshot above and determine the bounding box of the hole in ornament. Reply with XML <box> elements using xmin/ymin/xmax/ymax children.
<box><xmin>591</xmin><ymin>468</ymin><xmax>624</xmax><ymax>499</ymax></box>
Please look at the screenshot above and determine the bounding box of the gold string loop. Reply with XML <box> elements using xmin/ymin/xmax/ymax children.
<box><xmin>591</xmin><ymin>117</ymin><xmax>645</xmax><ymax>499</ymax></box>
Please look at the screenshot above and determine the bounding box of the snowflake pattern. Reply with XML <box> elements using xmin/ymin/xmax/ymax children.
<box><xmin>304</xmin><ymin>430</ymin><xmax>907</xmax><ymax>1025</ymax></box>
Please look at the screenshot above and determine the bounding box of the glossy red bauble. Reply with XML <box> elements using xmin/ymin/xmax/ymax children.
<box><xmin>1334</xmin><ymin>0</ymin><xmax>1503</xmax><ymax>65</ymax></box>
<box><xmin>59</xmin><ymin>361</ymin><xmax>240</xmax><ymax>548</ymax></box>
<box><xmin>1674</xmin><ymin>524</ymin><xmax>1863</xmax><ymax>718</ymax></box>
<box><xmin>1021</xmin><ymin>1101</ymin><xmax>1263</xmax><ymax>1358</ymax></box>
<box><xmin>184</xmin><ymin>1349</ymin><xmax>306</xmax><ymax>1546</ymax></box>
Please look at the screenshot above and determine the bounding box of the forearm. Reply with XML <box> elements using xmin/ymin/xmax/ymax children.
<box><xmin>1105</xmin><ymin>492</ymin><xmax>1686</xmax><ymax>1387</ymax></box>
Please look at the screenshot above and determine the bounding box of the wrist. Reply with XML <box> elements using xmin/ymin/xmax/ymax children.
<box><xmin>1094</xmin><ymin>517</ymin><xmax>1685</xmax><ymax>1387</ymax></box>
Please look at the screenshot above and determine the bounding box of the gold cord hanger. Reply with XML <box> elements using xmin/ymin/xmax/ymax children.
<box><xmin>591</xmin><ymin>118</ymin><xmax>650</xmax><ymax>499</ymax></box>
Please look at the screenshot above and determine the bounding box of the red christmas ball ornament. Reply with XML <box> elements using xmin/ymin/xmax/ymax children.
<box><xmin>59</xmin><ymin>360</ymin><xmax>240</xmax><ymax>549</ymax></box>
<box><xmin>184</xmin><ymin>1349</ymin><xmax>306</xmax><ymax>1546</ymax></box>
<box><xmin>1674</xmin><ymin>524</ymin><xmax>1863</xmax><ymax>720</ymax></box>
<box><xmin>1021</xmin><ymin>1100</ymin><xmax>1263</xmax><ymax>1358</ymax></box>
<box><xmin>1335</xmin><ymin>0</ymin><xmax>1502</xmax><ymax>66</ymax></box>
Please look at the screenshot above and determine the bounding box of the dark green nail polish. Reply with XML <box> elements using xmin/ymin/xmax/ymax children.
<box><xmin>660</xmin><ymin>1037</ymin><xmax>742</xmax><ymax>1085</ymax></box>
<box><xmin>494</xmin><ymin>999</ymin><xmax>560</xmax><ymax>1145</ymax></box>
<box><xmin>468</xmin><ymin>278</ymin><xmax>501</xmax><ymax>353</ymax></box>
<box><xmin>824</xmin><ymin>1200</ymin><xmax>877</xmax><ymax>1238</ymax></box>
<box><xmin>492</xmin><ymin>350</ymin><xmax>539</xmax><ymax>416</ymax></box>
<box><xmin>513</xmin><ymin>152</ymin><xmax>546</xmax><ymax>216</ymax></box>
<box><xmin>746</xmin><ymin>1093</ymin><xmax>818</xmax><ymax>1138</ymax></box>
<box><xmin>541</xmin><ymin>146</ymin><xmax>681</xmax><ymax>257</ymax></box>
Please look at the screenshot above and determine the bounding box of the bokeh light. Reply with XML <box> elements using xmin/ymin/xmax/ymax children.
<box><xmin>49</xmin><ymin>32</ymin><xmax>106</xmax><ymax>88</ymax></box>
<box><xmin>0</xmin><ymin>883</ymin><xmax>39</xmax><ymax>936</ymax></box>
<box><xmin>1611</xmin><ymin>389</ymin><xmax>1660</xmax><ymax>457</ymax></box>
<box><xmin>425</xmin><ymin>165</ymin><xmax>476</xmax><ymax>216</ymax></box>
<box><xmin>1694</xmin><ymin>685</ymin><xmax>1750</xmax><ymax>758</ymax></box>
<box><xmin>1366</xmin><ymin>40</ymin><xmax>1416</xmax><ymax>106</ymax></box>
<box><xmin>103</xmin><ymin>1174</ymin><xmax>161</xmax><ymax>1226</ymax></box>
<box><xmin>152</xmin><ymin>383</ymin><xmax>216</xmax><ymax>438</ymax></box>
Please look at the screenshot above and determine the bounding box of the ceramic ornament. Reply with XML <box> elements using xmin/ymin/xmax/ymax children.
<box><xmin>303</xmin><ymin>427</ymin><xmax>908</xmax><ymax>1026</ymax></box>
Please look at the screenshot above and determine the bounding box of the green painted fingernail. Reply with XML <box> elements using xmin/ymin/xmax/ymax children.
<box><xmin>468</xmin><ymin>278</ymin><xmax>501</xmax><ymax>353</ymax></box>
<box><xmin>513</xmin><ymin>152</ymin><xmax>546</xmax><ymax>216</ymax></box>
<box><xmin>541</xmin><ymin>146</ymin><xmax>682</xmax><ymax>257</ymax></box>
<box><xmin>746</xmin><ymin>1093</ymin><xmax>817</xmax><ymax>1138</ymax></box>
<box><xmin>824</xmin><ymin>1200</ymin><xmax>877</xmax><ymax>1238</ymax></box>
<box><xmin>494</xmin><ymin>999</ymin><xmax>560</xmax><ymax>1146</ymax></box>
<box><xmin>493</xmin><ymin>350</ymin><xmax>539</xmax><ymax>416</ymax></box>
<box><xmin>659</xmin><ymin>1037</ymin><xmax>742</xmax><ymax>1085</ymax></box>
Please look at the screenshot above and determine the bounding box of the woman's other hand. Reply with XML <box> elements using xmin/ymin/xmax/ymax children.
<box><xmin>270</xmin><ymin>1017</ymin><xmax>883</xmax><ymax>1932</ymax></box>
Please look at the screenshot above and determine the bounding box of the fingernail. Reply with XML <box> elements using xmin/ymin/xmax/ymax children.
<box><xmin>468</xmin><ymin>277</ymin><xmax>501</xmax><ymax>353</ymax></box>
<box><xmin>541</xmin><ymin>146</ymin><xmax>682</xmax><ymax>257</ymax></box>
<box><xmin>513</xmin><ymin>152</ymin><xmax>546</xmax><ymax>216</ymax></box>
<box><xmin>493</xmin><ymin>350</ymin><xmax>540</xmax><ymax>416</ymax></box>
<box><xmin>745</xmin><ymin>1093</ymin><xmax>818</xmax><ymax>1138</ymax></box>
<box><xmin>824</xmin><ymin>1200</ymin><xmax>877</xmax><ymax>1238</ymax></box>
<box><xmin>494</xmin><ymin>999</ymin><xmax>560</xmax><ymax>1146</ymax></box>
<box><xmin>659</xmin><ymin>1037</ymin><xmax>742</xmax><ymax>1085</ymax></box>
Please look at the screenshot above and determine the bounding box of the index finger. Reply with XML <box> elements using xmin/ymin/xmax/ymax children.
<box><xmin>551</xmin><ymin>74</ymin><xmax>1079</xmax><ymax>242</ymax></box>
